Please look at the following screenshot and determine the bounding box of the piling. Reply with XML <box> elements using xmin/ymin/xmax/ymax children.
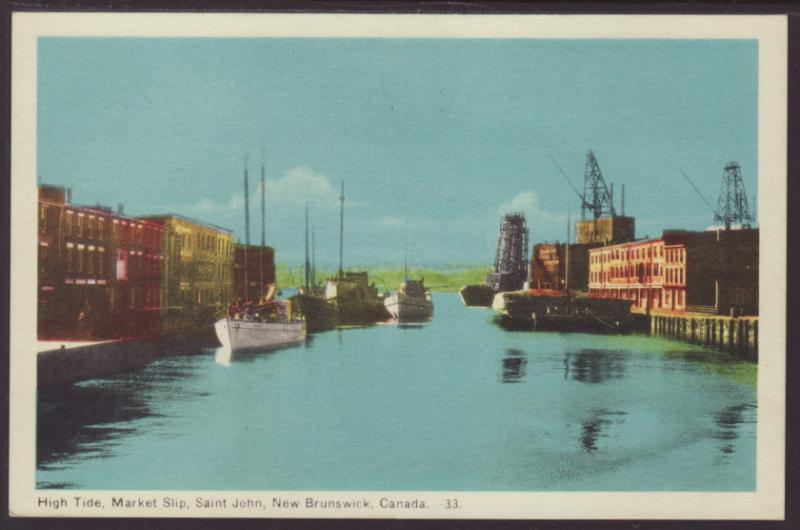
<box><xmin>650</xmin><ymin>312</ymin><xmax>757</xmax><ymax>360</ymax></box>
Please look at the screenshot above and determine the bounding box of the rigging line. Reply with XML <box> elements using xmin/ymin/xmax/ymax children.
<box><xmin>679</xmin><ymin>169</ymin><xmax>717</xmax><ymax>216</ymax></box>
<box><xmin>586</xmin><ymin>308</ymin><xmax>616</xmax><ymax>329</ymax></box>
<box><xmin>548</xmin><ymin>154</ymin><xmax>584</xmax><ymax>202</ymax></box>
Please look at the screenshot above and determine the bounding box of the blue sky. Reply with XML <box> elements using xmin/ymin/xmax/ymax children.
<box><xmin>37</xmin><ymin>38</ymin><xmax>757</xmax><ymax>267</ymax></box>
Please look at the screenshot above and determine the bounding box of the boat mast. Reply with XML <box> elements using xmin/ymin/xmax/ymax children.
<box><xmin>304</xmin><ymin>202</ymin><xmax>310</xmax><ymax>292</ymax></box>
<box><xmin>311</xmin><ymin>225</ymin><xmax>316</xmax><ymax>288</ymax></box>
<box><xmin>404</xmin><ymin>231</ymin><xmax>409</xmax><ymax>281</ymax></box>
<box><xmin>565</xmin><ymin>212</ymin><xmax>570</xmax><ymax>292</ymax></box>
<box><xmin>260</xmin><ymin>156</ymin><xmax>266</xmax><ymax>302</ymax></box>
<box><xmin>338</xmin><ymin>181</ymin><xmax>345</xmax><ymax>278</ymax></box>
<box><xmin>242</xmin><ymin>156</ymin><xmax>250</xmax><ymax>304</ymax></box>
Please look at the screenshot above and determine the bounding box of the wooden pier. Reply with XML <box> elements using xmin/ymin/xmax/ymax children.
<box><xmin>650</xmin><ymin>311</ymin><xmax>758</xmax><ymax>360</ymax></box>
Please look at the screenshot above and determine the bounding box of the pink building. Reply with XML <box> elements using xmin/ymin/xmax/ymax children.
<box><xmin>589</xmin><ymin>229</ymin><xmax>758</xmax><ymax>315</ymax></box>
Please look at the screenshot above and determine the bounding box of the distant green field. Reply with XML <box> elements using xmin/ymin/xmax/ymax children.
<box><xmin>276</xmin><ymin>263</ymin><xmax>491</xmax><ymax>292</ymax></box>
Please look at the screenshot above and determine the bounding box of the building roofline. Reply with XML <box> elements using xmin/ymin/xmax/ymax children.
<box><xmin>137</xmin><ymin>213</ymin><xmax>234</xmax><ymax>234</ymax></box>
<box><xmin>58</xmin><ymin>203</ymin><xmax>165</xmax><ymax>230</ymax></box>
<box><xmin>234</xmin><ymin>242</ymin><xmax>275</xmax><ymax>252</ymax></box>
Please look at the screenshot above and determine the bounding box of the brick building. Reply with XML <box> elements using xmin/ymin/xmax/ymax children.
<box><xmin>588</xmin><ymin>228</ymin><xmax>758</xmax><ymax>315</ymax></box>
<box><xmin>38</xmin><ymin>185</ymin><xmax>165</xmax><ymax>339</ymax></box>
<box><xmin>529</xmin><ymin>242</ymin><xmax>598</xmax><ymax>291</ymax></box>
<box><xmin>575</xmin><ymin>215</ymin><xmax>635</xmax><ymax>245</ymax></box>
<box><xmin>529</xmin><ymin>215</ymin><xmax>635</xmax><ymax>292</ymax></box>
<box><xmin>138</xmin><ymin>215</ymin><xmax>234</xmax><ymax>321</ymax></box>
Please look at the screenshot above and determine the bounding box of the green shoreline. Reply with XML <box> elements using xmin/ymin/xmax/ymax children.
<box><xmin>277</xmin><ymin>264</ymin><xmax>492</xmax><ymax>293</ymax></box>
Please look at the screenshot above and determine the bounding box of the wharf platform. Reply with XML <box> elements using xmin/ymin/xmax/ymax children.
<box><xmin>649</xmin><ymin>310</ymin><xmax>757</xmax><ymax>361</ymax></box>
<box><xmin>37</xmin><ymin>329</ymin><xmax>216</xmax><ymax>389</ymax></box>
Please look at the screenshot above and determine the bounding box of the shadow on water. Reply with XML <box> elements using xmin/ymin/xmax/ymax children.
<box><xmin>579</xmin><ymin>409</ymin><xmax>628</xmax><ymax>453</ymax></box>
<box><xmin>38</xmin><ymin>382</ymin><xmax>156</xmax><ymax>471</ymax></box>
<box><xmin>564</xmin><ymin>349</ymin><xmax>628</xmax><ymax>384</ymax></box>
<box><xmin>501</xmin><ymin>348</ymin><xmax>528</xmax><ymax>383</ymax></box>
<box><xmin>713</xmin><ymin>403</ymin><xmax>756</xmax><ymax>458</ymax></box>
<box><xmin>37</xmin><ymin>357</ymin><xmax>201</xmax><ymax>476</ymax></box>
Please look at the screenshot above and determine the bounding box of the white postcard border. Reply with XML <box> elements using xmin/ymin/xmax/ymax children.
<box><xmin>9</xmin><ymin>12</ymin><xmax>788</xmax><ymax>520</ymax></box>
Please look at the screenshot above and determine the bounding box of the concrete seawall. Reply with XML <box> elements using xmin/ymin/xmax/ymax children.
<box><xmin>38</xmin><ymin>329</ymin><xmax>216</xmax><ymax>389</ymax></box>
<box><xmin>650</xmin><ymin>312</ymin><xmax>757</xmax><ymax>361</ymax></box>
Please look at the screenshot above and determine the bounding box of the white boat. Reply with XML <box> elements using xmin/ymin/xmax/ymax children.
<box><xmin>216</xmin><ymin>157</ymin><xmax>307</xmax><ymax>351</ymax></box>
<box><xmin>214</xmin><ymin>316</ymin><xmax>306</xmax><ymax>351</ymax></box>
<box><xmin>384</xmin><ymin>279</ymin><xmax>433</xmax><ymax>322</ymax></box>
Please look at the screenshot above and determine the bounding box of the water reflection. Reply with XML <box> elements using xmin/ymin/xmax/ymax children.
<box><xmin>397</xmin><ymin>322</ymin><xmax>429</xmax><ymax>330</ymax></box>
<box><xmin>579</xmin><ymin>409</ymin><xmax>628</xmax><ymax>453</ymax></box>
<box><xmin>713</xmin><ymin>403</ymin><xmax>755</xmax><ymax>458</ymax></box>
<box><xmin>37</xmin><ymin>359</ymin><xmax>199</xmax><ymax>477</ymax></box>
<box><xmin>214</xmin><ymin>339</ymin><xmax>312</xmax><ymax>366</ymax></box>
<box><xmin>564</xmin><ymin>350</ymin><xmax>628</xmax><ymax>384</ymax></box>
<box><xmin>501</xmin><ymin>348</ymin><xmax>528</xmax><ymax>383</ymax></box>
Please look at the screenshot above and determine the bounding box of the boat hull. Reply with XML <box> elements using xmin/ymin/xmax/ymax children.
<box><xmin>291</xmin><ymin>294</ymin><xmax>337</xmax><ymax>332</ymax></box>
<box><xmin>333</xmin><ymin>299</ymin><xmax>391</xmax><ymax>326</ymax></box>
<box><xmin>493</xmin><ymin>291</ymin><xmax>645</xmax><ymax>333</ymax></box>
<box><xmin>458</xmin><ymin>284</ymin><xmax>496</xmax><ymax>307</ymax></box>
<box><xmin>384</xmin><ymin>293</ymin><xmax>433</xmax><ymax>322</ymax></box>
<box><xmin>214</xmin><ymin>318</ymin><xmax>306</xmax><ymax>351</ymax></box>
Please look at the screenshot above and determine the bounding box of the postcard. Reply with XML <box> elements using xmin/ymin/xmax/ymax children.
<box><xmin>8</xmin><ymin>12</ymin><xmax>787</xmax><ymax>520</ymax></box>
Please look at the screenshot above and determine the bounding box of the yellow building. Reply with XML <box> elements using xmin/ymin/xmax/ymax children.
<box><xmin>138</xmin><ymin>214</ymin><xmax>234</xmax><ymax>312</ymax></box>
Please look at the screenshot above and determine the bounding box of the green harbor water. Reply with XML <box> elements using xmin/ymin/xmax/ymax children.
<box><xmin>37</xmin><ymin>293</ymin><xmax>756</xmax><ymax>491</ymax></box>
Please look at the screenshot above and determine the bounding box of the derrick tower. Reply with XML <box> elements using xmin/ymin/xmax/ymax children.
<box><xmin>581</xmin><ymin>150</ymin><xmax>616</xmax><ymax>220</ymax></box>
<box><xmin>485</xmin><ymin>213</ymin><xmax>529</xmax><ymax>291</ymax></box>
<box><xmin>714</xmin><ymin>161</ymin><xmax>753</xmax><ymax>229</ymax></box>
<box><xmin>572</xmin><ymin>150</ymin><xmax>634</xmax><ymax>245</ymax></box>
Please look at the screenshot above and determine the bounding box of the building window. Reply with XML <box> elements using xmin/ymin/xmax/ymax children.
<box><xmin>116</xmin><ymin>249</ymin><xmax>128</xmax><ymax>280</ymax></box>
<box><xmin>39</xmin><ymin>206</ymin><xmax>47</xmax><ymax>232</ymax></box>
<box><xmin>98</xmin><ymin>218</ymin><xmax>105</xmax><ymax>240</ymax></box>
<box><xmin>38</xmin><ymin>244</ymin><xmax>48</xmax><ymax>271</ymax></box>
<box><xmin>98</xmin><ymin>248</ymin><xmax>105</xmax><ymax>275</ymax></box>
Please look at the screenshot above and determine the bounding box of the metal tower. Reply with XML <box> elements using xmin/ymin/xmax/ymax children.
<box><xmin>486</xmin><ymin>213</ymin><xmax>529</xmax><ymax>291</ymax></box>
<box><xmin>714</xmin><ymin>161</ymin><xmax>753</xmax><ymax>229</ymax></box>
<box><xmin>581</xmin><ymin>150</ymin><xmax>616</xmax><ymax>220</ymax></box>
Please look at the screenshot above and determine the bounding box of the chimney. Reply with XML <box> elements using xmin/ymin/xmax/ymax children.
<box><xmin>621</xmin><ymin>184</ymin><xmax>625</xmax><ymax>216</ymax></box>
<box><xmin>66</xmin><ymin>188</ymin><xmax>72</xmax><ymax>204</ymax></box>
<box><xmin>118</xmin><ymin>203</ymin><xmax>124</xmax><ymax>215</ymax></box>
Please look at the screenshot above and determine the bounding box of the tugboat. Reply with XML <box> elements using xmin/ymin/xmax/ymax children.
<box><xmin>214</xmin><ymin>156</ymin><xmax>306</xmax><ymax>351</ymax></box>
<box><xmin>385</xmin><ymin>278</ymin><xmax>433</xmax><ymax>323</ymax></box>
<box><xmin>325</xmin><ymin>271</ymin><xmax>389</xmax><ymax>325</ymax></box>
<box><xmin>323</xmin><ymin>182</ymin><xmax>390</xmax><ymax>325</ymax></box>
<box><xmin>459</xmin><ymin>213</ymin><xmax>529</xmax><ymax>307</ymax></box>
<box><xmin>384</xmin><ymin>250</ymin><xmax>433</xmax><ymax>322</ymax></box>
